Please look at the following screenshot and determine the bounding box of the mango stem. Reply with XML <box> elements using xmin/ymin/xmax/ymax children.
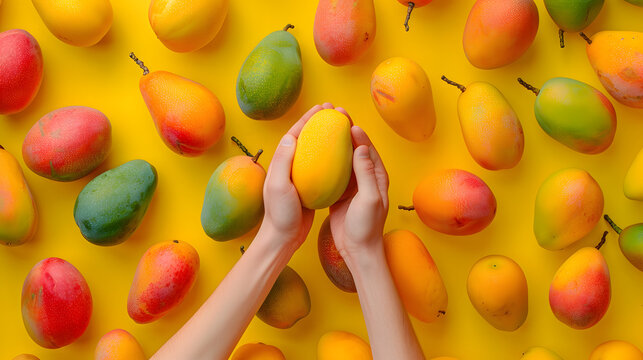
<box><xmin>517</xmin><ymin>78</ymin><xmax>540</xmax><ymax>95</ymax></box>
<box><xmin>604</xmin><ymin>214</ymin><xmax>623</xmax><ymax>235</ymax></box>
<box><xmin>252</xmin><ymin>149</ymin><xmax>263</xmax><ymax>163</ymax></box>
<box><xmin>596</xmin><ymin>231</ymin><xmax>608</xmax><ymax>250</ymax></box>
<box><xmin>441</xmin><ymin>75</ymin><xmax>466</xmax><ymax>92</ymax></box>
<box><xmin>398</xmin><ymin>205</ymin><xmax>415</xmax><ymax>211</ymax></box>
<box><xmin>240</xmin><ymin>245</ymin><xmax>245</xmax><ymax>255</ymax></box>
<box><xmin>404</xmin><ymin>2</ymin><xmax>415</xmax><ymax>32</ymax></box>
<box><xmin>283</xmin><ymin>24</ymin><xmax>294</xmax><ymax>32</ymax></box>
<box><xmin>559</xmin><ymin>29</ymin><xmax>565</xmax><ymax>48</ymax></box>
<box><xmin>580</xmin><ymin>32</ymin><xmax>592</xmax><ymax>45</ymax></box>
<box><xmin>231</xmin><ymin>136</ymin><xmax>254</xmax><ymax>157</ymax></box>
<box><xmin>0</xmin><ymin>144</ymin><xmax>4</xmax><ymax>150</ymax></box>
<box><xmin>129</xmin><ymin>52</ymin><xmax>149</xmax><ymax>75</ymax></box>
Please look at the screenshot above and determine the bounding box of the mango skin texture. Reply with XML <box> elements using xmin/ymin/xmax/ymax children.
<box><xmin>467</xmin><ymin>255</ymin><xmax>528</xmax><ymax>331</ymax></box>
<box><xmin>457</xmin><ymin>82</ymin><xmax>524</xmax><ymax>170</ymax></box>
<box><xmin>384</xmin><ymin>229</ymin><xmax>448</xmax><ymax>323</ymax></box>
<box><xmin>201</xmin><ymin>155</ymin><xmax>265</xmax><ymax>241</ymax></box>
<box><xmin>149</xmin><ymin>0</ymin><xmax>228</xmax><ymax>53</ymax></box>
<box><xmin>231</xmin><ymin>343</ymin><xmax>286</xmax><ymax>360</ymax></box>
<box><xmin>31</xmin><ymin>0</ymin><xmax>112</xmax><ymax>47</ymax></box>
<box><xmin>0</xmin><ymin>147</ymin><xmax>38</xmax><ymax>246</ymax></box>
<box><xmin>463</xmin><ymin>0</ymin><xmax>539</xmax><ymax>69</ymax></box>
<box><xmin>21</xmin><ymin>257</ymin><xmax>92</xmax><ymax>349</ymax></box>
<box><xmin>534</xmin><ymin>168</ymin><xmax>603</xmax><ymax>250</ymax></box>
<box><xmin>292</xmin><ymin>109</ymin><xmax>353</xmax><ymax>209</ymax></box>
<box><xmin>590</xmin><ymin>340</ymin><xmax>643</xmax><ymax>360</ymax></box>
<box><xmin>318</xmin><ymin>331</ymin><xmax>372</xmax><ymax>360</ymax></box>
<box><xmin>544</xmin><ymin>0</ymin><xmax>603</xmax><ymax>32</ymax></box>
<box><xmin>22</xmin><ymin>106</ymin><xmax>112</xmax><ymax>182</ymax></box>
<box><xmin>586</xmin><ymin>31</ymin><xmax>643</xmax><ymax>108</ymax></box>
<box><xmin>618</xmin><ymin>224</ymin><xmax>643</xmax><ymax>271</ymax></box>
<box><xmin>371</xmin><ymin>57</ymin><xmax>436</xmax><ymax>142</ymax></box>
<box><xmin>318</xmin><ymin>216</ymin><xmax>356</xmax><ymax>292</ymax></box>
<box><xmin>534</xmin><ymin>77</ymin><xmax>616</xmax><ymax>154</ymax></box>
<box><xmin>0</xmin><ymin>29</ymin><xmax>43</xmax><ymax>115</ymax></box>
<box><xmin>95</xmin><ymin>329</ymin><xmax>146</xmax><ymax>360</ymax></box>
<box><xmin>549</xmin><ymin>247</ymin><xmax>610</xmax><ymax>329</ymax></box>
<box><xmin>624</xmin><ymin>147</ymin><xmax>643</xmax><ymax>200</ymax></box>
<box><xmin>520</xmin><ymin>346</ymin><xmax>563</xmax><ymax>360</ymax></box>
<box><xmin>128</xmin><ymin>240</ymin><xmax>200</xmax><ymax>324</ymax></box>
<box><xmin>257</xmin><ymin>266</ymin><xmax>311</xmax><ymax>329</ymax></box>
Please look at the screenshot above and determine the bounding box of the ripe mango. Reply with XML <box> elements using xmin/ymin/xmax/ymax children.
<box><xmin>74</xmin><ymin>160</ymin><xmax>157</xmax><ymax>246</ymax></box>
<box><xmin>12</xmin><ymin>355</ymin><xmax>39</xmax><ymax>360</ymax></box>
<box><xmin>95</xmin><ymin>329</ymin><xmax>146</xmax><ymax>360</ymax></box>
<box><xmin>624</xmin><ymin>147</ymin><xmax>643</xmax><ymax>201</ymax></box>
<box><xmin>257</xmin><ymin>265</ymin><xmax>311</xmax><ymax>329</ymax></box>
<box><xmin>231</xmin><ymin>343</ymin><xmax>286</xmax><ymax>360</ymax></box>
<box><xmin>590</xmin><ymin>340</ymin><xmax>643</xmax><ymax>360</ymax></box>
<box><xmin>430</xmin><ymin>357</ymin><xmax>458</xmax><ymax>360</ymax></box>
<box><xmin>318</xmin><ymin>216</ymin><xmax>356</xmax><ymax>292</ymax></box>
<box><xmin>463</xmin><ymin>0</ymin><xmax>539</xmax><ymax>69</ymax></box>
<box><xmin>318</xmin><ymin>331</ymin><xmax>372</xmax><ymax>360</ymax></box>
<box><xmin>544</xmin><ymin>0</ymin><xmax>603</xmax><ymax>47</ymax></box>
<box><xmin>0</xmin><ymin>29</ymin><xmax>43</xmax><ymax>115</ymax></box>
<box><xmin>604</xmin><ymin>215</ymin><xmax>643</xmax><ymax>272</ymax></box>
<box><xmin>0</xmin><ymin>146</ymin><xmax>37</xmax><ymax>246</ymax></box>
<box><xmin>292</xmin><ymin>109</ymin><xmax>352</xmax><ymax>209</ymax></box>
<box><xmin>370</xmin><ymin>57</ymin><xmax>436</xmax><ymax>142</ymax></box>
<box><xmin>31</xmin><ymin>0</ymin><xmax>112</xmax><ymax>47</ymax></box>
<box><xmin>467</xmin><ymin>255</ymin><xmax>528</xmax><ymax>331</ymax></box>
<box><xmin>128</xmin><ymin>240</ymin><xmax>199</xmax><ymax>323</ymax></box>
<box><xmin>534</xmin><ymin>168</ymin><xmax>603</xmax><ymax>250</ymax></box>
<box><xmin>383</xmin><ymin>229</ymin><xmax>448</xmax><ymax>323</ymax></box>
<box><xmin>149</xmin><ymin>0</ymin><xmax>228</xmax><ymax>52</ymax></box>
<box><xmin>521</xmin><ymin>347</ymin><xmax>563</xmax><ymax>360</ymax></box>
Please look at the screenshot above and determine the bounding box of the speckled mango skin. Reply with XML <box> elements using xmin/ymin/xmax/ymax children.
<box><xmin>549</xmin><ymin>247</ymin><xmax>610</xmax><ymax>329</ymax></box>
<box><xmin>231</xmin><ymin>343</ymin><xmax>286</xmax><ymax>360</ymax></box>
<box><xmin>624</xmin><ymin>147</ymin><xmax>643</xmax><ymax>201</ymax></box>
<box><xmin>456</xmin><ymin>81</ymin><xmax>524</xmax><ymax>170</ymax></box>
<box><xmin>21</xmin><ymin>257</ymin><xmax>92</xmax><ymax>349</ymax></box>
<box><xmin>521</xmin><ymin>346</ymin><xmax>564</xmax><ymax>360</ymax></box>
<box><xmin>257</xmin><ymin>265</ymin><xmax>310</xmax><ymax>329</ymax></box>
<box><xmin>534</xmin><ymin>168</ymin><xmax>603</xmax><ymax>250</ymax></box>
<box><xmin>463</xmin><ymin>0</ymin><xmax>539</xmax><ymax>69</ymax></box>
<box><xmin>31</xmin><ymin>0</ymin><xmax>112</xmax><ymax>47</ymax></box>
<box><xmin>384</xmin><ymin>230</ymin><xmax>448</xmax><ymax>323</ymax></box>
<box><xmin>544</xmin><ymin>0</ymin><xmax>603</xmax><ymax>32</ymax></box>
<box><xmin>22</xmin><ymin>106</ymin><xmax>111</xmax><ymax>181</ymax></box>
<box><xmin>318</xmin><ymin>216</ymin><xmax>356</xmax><ymax>292</ymax></box>
<box><xmin>586</xmin><ymin>31</ymin><xmax>643</xmax><ymax>108</ymax></box>
<box><xmin>73</xmin><ymin>160</ymin><xmax>157</xmax><ymax>246</ymax></box>
<box><xmin>0</xmin><ymin>146</ymin><xmax>37</xmax><ymax>246</ymax></box>
<box><xmin>95</xmin><ymin>329</ymin><xmax>146</xmax><ymax>360</ymax></box>
<box><xmin>201</xmin><ymin>155</ymin><xmax>265</xmax><ymax>241</ymax></box>
<box><xmin>370</xmin><ymin>57</ymin><xmax>436</xmax><ymax>142</ymax></box>
<box><xmin>128</xmin><ymin>240</ymin><xmax>199</xmax><ymax>324</ymax></box>
<box><xmin>534</xmin><ymin>78</ymin><xmax>616</xmax><ymax>154</ymax></box>
<box><xmin>590</xmin><ymin>340</ymin><xmax>643</xmax><ymax>360</ymax></box>
<box><xmin>317</xmin><ymin>331</ymin><xmax>372</xmax><ymax>360</ymax></box>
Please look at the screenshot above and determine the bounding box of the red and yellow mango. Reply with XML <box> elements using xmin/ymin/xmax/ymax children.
<box><xmin>0</xmin><ymin>146</ymin><xmax>37</xmax><ymax>246</ymax></box>
<box><xmin>95</xmin><ymin>329</ymin><xmax>146</xmax><ymax>360</ymax></box>
<box><xmin>318</xmin><ymin>216</ymin><xmax>356</xmax><ymax>292</ymax></box>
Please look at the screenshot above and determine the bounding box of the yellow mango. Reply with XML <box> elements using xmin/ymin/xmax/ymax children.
<box><xmin>430</xmin><ymin>358</ymin><xmax>458</xmax><ymax>360</ymax></box>
<box><xmin>521</xmin><ymin>346</ymin><xmax>563</xmax><ymax>360</ymax></box>
<box><xmin>318</xmin><ymin>331</ymin><xmax>372</xmax><ymax>360</ymax></box>
<box><xmin>590</xmin><ymin>340</ymin><xmax>642</xmax><ymax>360</ymax></box>
<box><xmin>31</xmin><ymin>0</ymin><xmax>112</xmax><ymax>47</ymax></box>
<box><xmin>292</xmin><ymin>109</ymin><xmax>352</xmax><ymax>209</ymax></box>
<box><xmin>231</xmin><ymin>343</ymin><xmax>286</xmax><ymax>360</ymax></box>
<box><xmin>371</xmin><ymin>57</ymin><xmax>436</xmax><ymax>142</ymax></box>
<box><xmin>12</xmin><ymin>356</ymin><xmax>39</xmax><ymax>360</ymax></box>
<box><xmin>149</xmin><ymin>0</ymin><xmax>229</xmax><ymax>52</ymax></box>
<box><xmin>0</xmin><ymin>146</ymin><xmax>37</xmax><ymax>246</ymax></box>
<box><xmin>624</xmin><ymin>147</ymin><xmax>643</xmax><ymax>201</ymax></box>
<box><xmin>95</xmin><ymin>329</ymin><xmax>146</xmax><ymax>360</ymax></box>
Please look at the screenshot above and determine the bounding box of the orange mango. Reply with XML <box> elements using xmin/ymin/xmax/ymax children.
<box><xmin>95</xmin><ymin>329</ymin><xmax>146</xmax><ymax>360</ymax></box>
<box><xmin>0</xmin><ymin>146</ymin><xmax>37</xmax><ymax>246</ymax></box>
<box><xmin>590</xmin><ymin>340</ymin><xmax>643</xmax><ymax>360</ymax></box>
<box><xmin>231</xmin><ymin>343</ymin><xmax>286</xmax><ymax>360</ymax></box>
<box><xmin>12</xmin><ymin>355</ymin><xmax>39</xmax><ymax>360</ymax></box>
<box><xmin>318</xmin><ymin>331</ymin><xmax>372</xmax><ymax>360</ymax></box>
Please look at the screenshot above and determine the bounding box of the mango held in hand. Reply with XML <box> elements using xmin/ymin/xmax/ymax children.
<box><xmin>22</xmin><ymin>258</ymin><xmax>92</xmax><ymax>349</ymax></box>
<box><xmin>257</xmin><ymin>264</ymin><xmax>311</xmax><ymax>329</ymax></box>
<box><xmin>518</xmin><ymin>77</ymin><xmax>616</xmax><ymax>154</ymax></box>
<box><xmin>549</xmin><ymin>233</ymin><xmax>610</xmax><ymax>329</ymax></box>
<box><xmin>292</xmin><ymin>109</ymin><xmax>352</xmax><ymax>209</ymax></box>
<box><xmin>384</xmin><ymin>230</ymin><xmax>448</xmax><ymax>323</ymax></box>
<box><xmin>231</xmin><ymin>343</ymin><xmax>286</xmax><ymax>360</ymax></box>
<box><xmin>95</xmin><ymin>329</ymin><xmax>146</xmax><ymax>360</ymax></box>
<box><xmin>128</xmin><ymin>240</ymin><xmax>200</xmax><ymax>323</ymax></box>
<box><xmin>149</xmin><ymin>0</ymin><xmax>228</xmax><ymax>52</ymax></box>
<box><xmin>590</xmin><ymin>340</ymin><xmax>643</xmax><ymax>360</ymax></box>
<box><xmin>318</xmin><ymin>216</ymin><xmax>356</xmax><ymax>292</ymax></box>
<box><xmin>22</xmin><ymin>106</ymin><xmax>111</xmax><ymax>181</ymax></box>
<box><xmin>624</xmin><ymin>147</ymin><xmax>643</xmax><ymax>201</ymax></box>
<box><xmin>463</xmin><ymin>0</ymin><xmax>539</xmax><ymax>69</ymax></box>
<box><xmin>0</xmin><ymin>146</ymin><xmax>38</xmax><ymax>246</ymax></box>
<box><xmin>467</xmin><ymin>255</ymin><xmax>528</xmax><ymax>331</ymax></box>
<box><xmin>31</xmin><ymin>0</ymin><xmax>112</xmax><ymax>47</ymax></box>
<box><xmin>237</xmin><ymin>25</ymin><xmax>303</xmax><ymax>120</ymax></box>
<box><xmin>521</xmin><ymin>347</ymin><xmax>563</xmax><ymax>360</ymax></box>
<box><xmin>604</xmin><ymin>215</ymin><xmax>643</xmax><ymax>272</ymax></box>
<box><xmin>318</xmin><ymin>331</ymin><xmax>372</xmax><ymax>360</ymax></box>
<box><xmin>534</xmin><ymin>168</ymin><xmax>603</xmax><ymax>250</ymax></box>
<box><xmin>441</xmin><ymin>76</ymin><xmax>524</xmax><ymax>170</ymax></box>
<box><xmin>544</xmin><ymin>0</ymin><xmax>603</xmax><ymax>47</ymax></box>
<box><xmin>74</xmin><ymin>160</ymin><xmax>157</xmax><ymax>246</ymax></box>
<box><xmin>371</xmin><ymin>57</ymin><xmax>436</xmax><ymax>142</ymax></box>
<box><xmin>0</xmin><ymin>29</ymin><xmax>43</xmax><ymax>115</ymax></box>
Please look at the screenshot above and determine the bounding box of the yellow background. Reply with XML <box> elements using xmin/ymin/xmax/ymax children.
<box><xmin>1</xmin><ymin>0</ymin><xmax>642</xmax><ymax>359</ymax></box>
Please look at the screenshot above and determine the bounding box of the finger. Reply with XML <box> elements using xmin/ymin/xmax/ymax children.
<box><xmin>353</xmin><ymin>145</ymin><xmax>381</xmax><ymax>202</ymax></box>
<box><xmin>322</xmin><ymin>102</ymin><xmax>334</xmax><ymax>109</ymax></box>
<box><xmin>351</xmin><ymin>126</ymin><xmax>389</xmax><ymax>201</ymax></box>
<box><xmin>336</xmin><ymin>170</ymin><xmax>357</xmax><ymax>203</ymax></box>
<box><xmin>335</xmin><ymin>107</ymin><xmax>353</xmax><ymax>126</ymax></box>
<box><xmin>265</xmin><ymin>134</ymin><xmax>297</xmax><ymax>190</ymax></box>
<box><xmin>288</xmin><ymin>105</ymin><xmax>324</xmax><ymax>138</ymax></box>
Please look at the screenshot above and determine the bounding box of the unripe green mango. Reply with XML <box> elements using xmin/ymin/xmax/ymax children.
<box><xmin>74</xmin><ymin>160</ymin><xmax>157</xmax><ymax>246</ymax></box>
<box><xmin>257</xmin><ymin>265</ymin><xmax>311</xmax><ymax>329</ymax></box>
<box><xmin>604</xmin><ymin>215</ymin><xmax>643</xmax><ymax>272</ymax></box>
<box><xmin>544</xmin><ymin>0</ymin><xmax>603</xmax><ymax>32</ymax></box>
<box><xmin>236</xmin><ymin>25</ymin><xmax>302</xmax><ymax>120</ymax></box>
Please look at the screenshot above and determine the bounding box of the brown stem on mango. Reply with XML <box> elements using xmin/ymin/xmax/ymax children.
<box><xmin>283</xmin><ymin>24</ymin><xmax>294</xmax><ymax>32</ymax></box>
<box><xmin>129</xmin><ymin>52</ymin><xmax>149</xmax><ymax>75</ymax></box>
<box><xmin>596</xmin><ymin>231</ymin><xmax>608</xmax><ymax>250</ymax></box>
<box><xmin>252</xmin><ymin>149</ymin><xmax>263</xmax><ymax>163</ymax></box>
<box><xmin>404</xmin><ymin>2</ymin><xmax>415</xmax><ymax>32</ymax></box>
<box><xmin>580</xmin><ymin>32</ymin><xmax>592</xmax><ymax>45</ymax></box>
<box><xmin>441</xmin><ymin>75</ymin><xmax>466</xmax><ymax>92</ymax></box>
<box><xmin>559</xmin><ymin>29</ymin><xmax>565</xmax><ymax>48</ymax></box>
<box><xmin>240</xmin><ymin>245</ymin><xmax>245</xmax><ymax>255</ymax></box>
<box><xmin>231</xmin><ymin>136</ymin><xmax>254</xmax><ymax>157</ymax></box>
<box><xmin>398</xmin><ymin>205</ymin><xmax>415</xmax><ymax>211</ymax></box>
<box><xmin>517</xmin><ymin>78</ymin><xmax>540</xmax><ymax>95</ymax></box>
<box><xmin>173</xmin><ymin>240</ymin><xmax>179</xmax><ymax>244</ymax></box>
<box><xmin>604</xmin><ymin>214</ymin><xmax>623</xmax><ymax>235</ymax></box>
<box><xmin>0</xmin><ymin>145</ymin><xmax>4</xmax><ymax>150</ymax></box>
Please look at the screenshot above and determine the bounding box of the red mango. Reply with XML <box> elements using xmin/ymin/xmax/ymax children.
<box><xmin>0</xmin><ymin>29</ymin><xmax>43</xmax><ymax>115</ymax></box>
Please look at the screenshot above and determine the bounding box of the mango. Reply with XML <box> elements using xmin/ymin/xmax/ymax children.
<box><xmin>318</xmin><ymin>331</ymin><xmax>372</xmax><ymax>360</ymax></box>
<box><xmin>442</xmin><ymin>76</ymin><xmax>524</xmax><ymax>170</ymax></box>
<box><xmin>584</xmin><ymin>31</ymin><xmax>643</xmax><ymax>108</ymax></box>
<box><xmin>544</xmin><ymin>0</ymin><xmax>603</xmax><ymax>47</ymax></box>
<box><xmin>0</xmin><ymin>146</ymin><xmax>37</xmax><ymax>246</ymax></box>
<box><xmin>292</xmin><ymin>109</ymin><xmax>352</xmax><ymax>209</ymax></box>
<box><xmin>74</xmin><ymin>159</ymin><xmax>157</xmax><ymax>246</ymax></box>
<box><xmin>604</xmin><ymin>215</ymin><xmax>643</xmax><ymax>271</ymax></box>
<box><xmin>590</xmin><ymin>340</ymin><xmax>643</xmax><ymax>360</ymax></box>
<box><xmin>404</xmin><ymin>169</ymin><xmax>496</xmax><ymax>235</ymax></box>
<box><xmin>521</xmin><ymin>347</ymin><xmax>563</xmax><ymax>360</ymax></box>
<box><xmin>370</xmin><ymin>57</ymin><xmax>436</xmax><ymax>142</ymax></box>
<box><xmin>430</xmin><ymin>357</ymin><xmax>458</xmax><ymax>360</ymax></box>
<box><xmin>0</xmin><ymin>29</ymin><xmax>43</xmax><ymax>115</ymax></box>
<box><xmin>463</xmin><ymin>0</ymin><xmax>539</xmax><ymax>69</ymax></box>
<box><xmin>534</xmin><ymin>168</ymin><xmax>603</xmax><ymax>250</ymax></box>
<box><xmin>257</xmin><ymin>265</ymin><xmax>310</xmax><ymax>329</ymax></box>
<box><xmin>12</xmin><ymin>355</ymin><xmax>39</xmax><ymax>360</ymax></box>
<box><xmin>313</xmin><ymin>0</ymin><xmax>375</xmax><ymax>66</ymax></box>
<box><xmin>383</xmin><ymin>229</ymin><xmax>448</xmax><ymax>323</ymax></box>
<box><xmin>149</xmin><ymin>0</ymin><xmax>228</xmax><ymax>53</ymax></box>
<box><xmin>95</xmin><ymin>329</ymin><xmax>146</xmax><ymax>360</ymax></box>
<box><xmin>318</xmin><ymin>216</ymin><xmax>356</xmax><ymax>292</ymax></box>
<box><xmin>237</xmin><ymin>25</ymin><xmax>303</xmax><ymax>120</ymax></box>
<box><xmin>467</xmin><ymin>255</ymin><xmax>528</xmax><ymax>331</ymax></box>
<box><xmin>22</xmin><ymin>257</ymin><xmax>92</xmax><ymax>349</ymax></box>
<box><xmin>22</xmin><ymin>106</ymin><xmax>111</xmax><ymax>181</ymax></box>
<box><xmin>398</xmin><ymin>0</ymin><xmax>434</xmax><ymax>31</ymax></box>
<box><xmin>231</xmin><ymin>343</ymin><xmax>286</xmax><ymax>360</ymax></box>
<box><xmin>549</xmin><ymin>234</ymin><xmax>610</xmax><ymax>329</ymax></box>
<box><xmin>31</xmin><ymin>0</ymin><xmax>112</xmax><ymax>47</ymax></box>
<box><xmin>624</xmin><ymin>147</ymin><xmax>643</xmax><ymax>200</ymax></box>
<box><xmin>128</xmin><ymin>240</ymin><xmax>199</xmax><ymax>323</ymax></box>
<box><xmin>626</xmin><ymin>0</ymin><xmax>643</xmax><ymax>6</ymax></box>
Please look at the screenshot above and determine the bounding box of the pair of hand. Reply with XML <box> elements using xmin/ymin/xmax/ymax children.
<box><xmin>258</xmin><ymin>103</ymin><xmax>389</xmax><ymax>262</ymax></box>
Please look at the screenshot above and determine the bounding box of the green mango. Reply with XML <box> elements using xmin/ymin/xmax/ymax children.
<box><xmin>544</xmin><ymin>0</ymin><xmax>604</xmax><ymax>32</ymax></box>
<box><xmin>74</xmin><ymin>159</ymin><xmax>157</xmax><ymax>246</ymax></box>
<box><xmin>604</xmin><ymin>215</ymin><xmax>643</xmax><ymax>272</ymax></box>
<box><xmin>236</xmin><ymin>24</ymin><xmax>303</xmax><ymax>120</ymax></box>
<box><xmin>625</xmin><ymin>0</ymin><xmax>643</xmax><ymax>6</ymax></box>
<box><xmin>257</xmin><ymin>265</ymin><xmax>311</xmax><ymax>329</ymax></box>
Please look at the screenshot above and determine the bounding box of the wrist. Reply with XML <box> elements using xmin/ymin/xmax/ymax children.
<box><xmin>255</xmin><ymin>222</ymin><xmax>298</xmax><ymax>257</ymax></box>
<box><xmin>342</xmin><ymin>238</ymin><xmax>387</xmax><ymax>274</ymax></box>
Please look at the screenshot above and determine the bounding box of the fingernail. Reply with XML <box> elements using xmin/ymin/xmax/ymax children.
<box><xmin>280</xmin><ymin>135</ymin><xmax>294</xmax><ymax>147</ymax></box>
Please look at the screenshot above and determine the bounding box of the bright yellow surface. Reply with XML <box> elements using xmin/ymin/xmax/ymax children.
<box><xmin>1</xmin><ymin>0</ymin><xmax>642</xmax><ymax>359</ymax></box>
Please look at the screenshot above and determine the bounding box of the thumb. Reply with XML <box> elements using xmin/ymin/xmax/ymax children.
<box><xmin>353</xmin><ymin>145</ymin><xmax>379</xmax><ymax>199</ymax></box>
<box><xmin>266</xmin><ymin>134</ymin><xmax>297</xmax><ymax>186</ymax></box>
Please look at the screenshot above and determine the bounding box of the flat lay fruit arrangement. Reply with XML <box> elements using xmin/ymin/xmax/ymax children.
<box><xmin>0</xmin><ymin>0</ymin><xmax>642</xmax><ymax>359</ymax></box>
